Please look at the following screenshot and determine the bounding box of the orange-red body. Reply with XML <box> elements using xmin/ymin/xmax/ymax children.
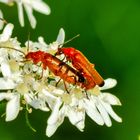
<box><xmin>25</xmin><ymin>51</ymin><xmax>93</xmax><ymax>89</ymax></box>
<box><xmin>56</xmin><ymin>47</ymin><xmax>104</xmax><ymax>89</ymax></box>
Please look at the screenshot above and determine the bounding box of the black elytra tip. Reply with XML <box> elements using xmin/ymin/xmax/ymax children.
<box><xmin>99</xmin><ymin>81</ymin><xmax>105</xmax><ymax>87</ymax></box>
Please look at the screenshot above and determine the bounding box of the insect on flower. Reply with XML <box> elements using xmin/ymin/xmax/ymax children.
<box><xmin>0</xmin><ymin>45</ymin><xmax>93</xmax><ymax>92</ymax></box>
<box><xmin>55</xmin><ymin>36</ymin><xmax>104</xmax><ymax>89</ymax></box>
<box><xmin>26</xmin><ymin>51</ymin><xmax>97</xmax><ymax>90</ymax></box>
<box><xmin>0</xmin><ymin>18</ymin><xmax>87</xmax><ymax>92</ymax></box>
<box><xmin>25</xmin><ymin>51</ymin><xmax>87</xmax><ymax>90</ymax></box>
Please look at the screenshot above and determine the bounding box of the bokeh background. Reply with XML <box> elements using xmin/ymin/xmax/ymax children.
<box><xmin>0</xmin><ymin>0</ymin><xmax>140</xmax><ymax>139</ymax></box>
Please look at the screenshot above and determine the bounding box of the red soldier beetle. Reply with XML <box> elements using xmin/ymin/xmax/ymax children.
<box><xmin>55</xmin><ymin>45</ymin><xmax>104</xmax><ymax>88</ymax></box>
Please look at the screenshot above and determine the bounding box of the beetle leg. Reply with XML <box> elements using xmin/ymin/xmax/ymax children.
<box><xmin>38</xmin><ymin>63</ymin><xmax>44</xmax><ymax>79</ymax></box>
<box><xmin>63</xmin><ymin>80</ymin><xmax>69</xmax><ymax>93</ymax></box>
<box><xmin>55</xmin><ymin>78</ymin><xmax>61</xmax><ymax>87</ymax></box>
<box><xmin>84</xmin><ymin>90</ymin><xmax>89</xmax><ymax>99</ymax></box>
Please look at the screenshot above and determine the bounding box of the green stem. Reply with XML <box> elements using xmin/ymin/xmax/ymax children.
<box><xmin>1</xmin><ymin>112</ymin><xmax>6</xmax><ymax>118</ymax></box>
<box><xmin>25</xmin><ymin>104</ymin><xmax>36</xmax><ymax>132</ymax></box>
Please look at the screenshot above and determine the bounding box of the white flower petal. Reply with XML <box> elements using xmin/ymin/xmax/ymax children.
<box><xmin>47</xmin><ymin>98</ymin><xmax>62</xmax><ymax>124</ymax></box>
<box><xmin>24</xmin><ymin>4</ymin><xmax>36</xmax><ymax>28</ymax></box>
<box><xmin>100</xmin><ymin>93</ymin><xmax>122</xmax><ymax>106</ymax></box>
<box><xmin>67</xmin><ymin>106</ymin><xmax>85</xmax><ymax>131</ymax></box>
<box><xmin>52</xmin><ymin>88</ymin><xmax>64</xmax><ymax>95</ymax></box>
<box><xmin>0</xmin><ymin>0</ymin><xmax>10</xmax><ymax>4</ymax></box>
<box><xmin>38</xmin><ymin>36</ymin><xmax>48</xmax><ymax>46</ymax></box>
<box><xmin>75</xmin><ymin>117</ymin><xmax>85</xmax><ymax>131</ymax></box>
<box><xmin>42</xmin><ymin>89</ymin><xmax>59</xmax><ymax>109</ymax></box>
<box><xmin>32</xmin><ymin>0</ymin><xmax>51</xmax><ymax>15</ymax></box>
<box><xmin>0</xmin><ymin>23</ymin><xmax>14</xmax><ymax>41</ymax></box>
<box><xmin>0</xmin><ymin>10</ymin><xmax>4</xmax><ymax>30</ymax></box>
<box><xmin>0</xmin><ymin>78</ymin><xmax>16</xmax><ymax>89</ymax></box>
<box><xmin>6</xmin><ymin>94</ymin><xmax>20</xmax><ymax>121</ymax></box>
<box><xmin>56</xmin><ymin>28</ymin><xmax>65</xmax><ymax>44</ymax></box>
<box><xmin>0</xmin><ymin>92</ymin><xmax>16</xmax><ymax>102</ymax></box>
<box><xmin>13</xmin><ymin>0</ymin><xmax>50</xmax><ymax>28</ymax></box>
<box><xmin>100</xmin><ymin>78</ymin><xmax>117</xmax><ymax>90</ymax></box>
<box><xmin>46</xmin><ymin>120</ymin><xmax>63</xmax><ymax>137</ymax></box>
<box><xmin>24</xmin><ymin>94</ymin><xmax>49</xmax><ymax>111</ymax></box>
<box><xmin>16</xmin><ymin>1</ymin><xmax>24</xmax><ymax>27</ymax></box>
<box><xmin>96</xmin><ymin>100</ymin><xmax>112</xmax><ymax>127</ymax></box>
<box><xmin>101</xmin><ymin>101</ymin><xmax>122</xmax><ymax>122</ymax></box>
<box><xmin>46</xmin><ymin>123</ymin><xmax>58</xmax><ymax>137</ymax></box>
<box><xmin>84</xmin><ymin>99</ymin><xmax>104</xmax><ymax>125</ymax></box>
<box><xmin>1</xmin><ymin>62</ymin><xmax>12</xmax><ymax>77</ymax></box>
<box><xmin>46</xmin><ymin>105</ymin><xmax>65</xmax><ymax>137</ymax></box>
<box><xmin>0</xmin><ymin>93</ymin><xmax>7</xmax><ymax>101</ymax></box>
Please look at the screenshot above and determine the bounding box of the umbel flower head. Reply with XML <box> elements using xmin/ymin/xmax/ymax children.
<box><xmin>0</xmin><ymin>0</ymin><xmax>51</xmax><ymax>28</ymax></box>
<box><xmin>0</xmin><ymin>23</ymin><xmax>122</xmax><ymax>137</ymax></box>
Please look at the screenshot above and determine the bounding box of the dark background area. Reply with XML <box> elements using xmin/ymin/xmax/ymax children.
<box><xmin>0</xmin><ymin>0</ymin><xmax>140</xmax><ymax>139</ymax></box>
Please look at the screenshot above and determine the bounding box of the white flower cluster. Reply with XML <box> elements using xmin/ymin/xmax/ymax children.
<box><xmin>0</xmin><ymin>23</ymin><xmax>122</xmax><ymax>137</ymax></box>
<box><xmin>0</xmin><ymin>0</ymin><xmax>51</xmax><ymax>28</ymax></box>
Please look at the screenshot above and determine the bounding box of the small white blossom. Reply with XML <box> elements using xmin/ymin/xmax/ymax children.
<box><xmin>0</xmin><ymin>92</ymin><xmax>20</xmax><ymax>121</ymax></box>
<box><xmin>0</xmin><ymin>0</ymin><xmax>51</xmax><ymax>28</ymax></box>
<box><xmin>25</xmin><ymin>28</ymin><xmax>65</xmax><ymax>55</ymax></box>
<box><xmin>24</xmin><ymin>37</ymin><xmax>48</xmax><ymax>52</ymax></box>
<box><xmin>0</xmin><ymin>23</ymin><xmax>13</xmax><ymax>41</ymax></box>
<box><xmin>46</xmin><ymin>79</ymin><xmax>122</xmax><ymax>137</ymax></box>
<box><xmin>48</xmin><ymin>28</ymin><xmax>65</xmax><ymax>51</ymax></box>
<box><xmin>5</xmin><ymin>93</ymin><xmax>20</xmax><ymax>121</ymax></box>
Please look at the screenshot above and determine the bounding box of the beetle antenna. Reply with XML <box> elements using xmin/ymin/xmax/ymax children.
<box><xmin>0</xmin><ymin>46</ymin><xmax>26</xmax><ymax>56</ymax></box>
<box><xmin>58</xmin><ymin>34</ymin><xmax>80</xmax><ymax>48</ymax></box>
<box><xmin>27</xmin><ymin>29</ymin><xmax>30</xmax><ymax>53</ymax></box>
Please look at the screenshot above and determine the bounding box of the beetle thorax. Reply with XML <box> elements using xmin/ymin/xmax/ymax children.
<box><xmin>62</xmin><ymin>47</ymin><xmax>75</xmax><ymax>59</ymax></box>
<box><xmin>25</xmin><ymin>51</ymin><xmax>45</xmax><ymax>64</ymax></box>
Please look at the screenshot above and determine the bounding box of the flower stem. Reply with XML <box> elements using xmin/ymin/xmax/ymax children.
<box><xmin>1</xmin><ymin>112</ymin><xmax>6</xmax><ymax>118</ymax></box>
<box><xmin>25</xmin><ymin>104</ymin><xmax>36</xmax><ymax>132</ymax></box>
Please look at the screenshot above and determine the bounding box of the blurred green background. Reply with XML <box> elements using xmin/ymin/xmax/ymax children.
<box><xmin>0</xmin><ymin>0</ymin><xmax>140</xmax><ymax>139</ymax></box>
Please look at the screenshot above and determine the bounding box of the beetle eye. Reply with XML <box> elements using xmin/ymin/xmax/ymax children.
<box><xmin>78</xmin><ymin>76</ymin><xmax>85</xmax><ymax>82</ymax></box>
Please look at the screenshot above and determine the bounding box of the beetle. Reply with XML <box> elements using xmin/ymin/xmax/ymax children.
<box><xmin>55</xmin><ymin>47</ymin><xmax>104</xmax><ymax>88</ymax></box>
